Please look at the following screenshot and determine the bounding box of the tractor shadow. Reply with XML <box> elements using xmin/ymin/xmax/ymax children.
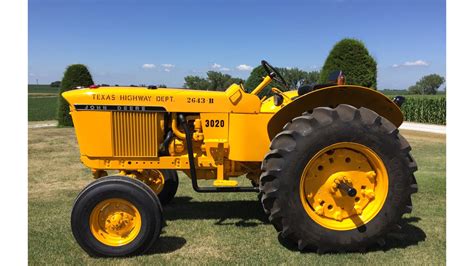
<box><xmin>143</xmin><ymin>196</ymin><xmax>268</xmax><ymax>256</ymax></box>
<box><xmin>163</xmin><ymin>196</ymin><xmax>269</xmax><ymax>227</ymax></box>
<box><xmin>144</xmin><ymin>236</ymin><xmax>187</xmax><ymax>255</ymax></box>
<box><xmin>279</xmin><ymin>216</ymin><xmax>426</xmax><ymax>253</ymax></box>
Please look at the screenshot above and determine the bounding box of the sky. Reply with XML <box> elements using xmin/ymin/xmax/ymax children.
<box><xmin>28</xmin><ymin>0</ymin><xmax>446</xmax><ymax>90</ymax></box>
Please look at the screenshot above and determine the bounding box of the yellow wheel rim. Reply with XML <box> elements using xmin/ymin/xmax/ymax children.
<box><xmin>144</xmin><ymin>170</ymin><xmax>165</xmax><ymax>194</ymax></box>
<box><xmin>120</xmin><ymin>170</ymin><xmax>165</xmax><ymax>195</ymax></box>
<box><xmin>299</xmin><ymin>142</ymin><xmax>389</xmax><ymax>231</ymax></box>
<box><xmin>89</xmin><ymin>198</ymin><xmax>142</xmax><ymax>246</ymax></box>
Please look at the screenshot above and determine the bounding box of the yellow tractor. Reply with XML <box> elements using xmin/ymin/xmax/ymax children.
<box><xmin>63</xmin><ymin>60</ymin><xmax>417</xmax><ymax>257</ymax></box>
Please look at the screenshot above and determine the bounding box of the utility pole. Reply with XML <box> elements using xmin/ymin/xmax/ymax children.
<box><xmin>36</xmin><ymin>79</ymin><xmax>39</xmax><ymax>85</ymax></box>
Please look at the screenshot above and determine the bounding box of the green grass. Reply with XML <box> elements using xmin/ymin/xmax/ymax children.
<box><xmin>28</xmin><ymin>128</ymin><xmax>445</xmax><ymax>264</ymax></box>
<box><xmin>28</xmin><ymin>96</ymin><xmax>58</xmax><ymax>121</ymax></box>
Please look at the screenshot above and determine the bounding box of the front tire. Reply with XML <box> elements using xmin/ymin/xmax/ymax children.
<box><xmin>71</xmin><ymin>176</ymin><xmax>163</xmax><ymax>257</ymax></box>
<box><xmin>259</xmin><ymin>104</ymin><xmax>417</xmax><ymax>252</ymax></box>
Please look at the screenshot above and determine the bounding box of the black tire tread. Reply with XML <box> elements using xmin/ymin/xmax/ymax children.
<box><xmin>71</xmin><ymin>176</ymin><xmax>163</xmax><ymax>257</ymax></box>
<box><xmin>259</xmin><ymin>104</ymin><xmax>418</xmax><ymax>252</ymax></box>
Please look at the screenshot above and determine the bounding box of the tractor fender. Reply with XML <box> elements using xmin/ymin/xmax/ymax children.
<box><xmin>267</xmin><ymin>85</ymin><xmax>403</xmax><ymax>139</ymax></box>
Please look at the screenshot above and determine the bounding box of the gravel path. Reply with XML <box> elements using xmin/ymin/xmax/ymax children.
<box><xmin>28</xmin><ymin>120</ymin><xmax>58</xmax><ymax>128</ymax></box>
<box><xmin>399</xmin><ymin>121</ymin><xmax>445</xmax><ymax>135</ymax></box>
<box><xmin>28</xmin><ymin>120</ymin><xmax>446</xmax><ymax>134</ymax></box>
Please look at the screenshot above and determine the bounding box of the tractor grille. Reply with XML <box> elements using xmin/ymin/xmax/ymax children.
<box><xmin>112</xmin><ymin>112</ymin><xmax>160</xmax><ymax>157</ymax></box>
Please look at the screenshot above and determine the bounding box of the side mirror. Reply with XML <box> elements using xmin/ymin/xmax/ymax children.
<box><xmin>274</xmin><ymin>94</ymin><xmax>283</xmax><ymax>106</ymax></box>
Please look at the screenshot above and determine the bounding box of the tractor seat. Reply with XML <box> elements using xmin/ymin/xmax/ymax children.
<box><xmin>298</xmin><ymin>83</ymin><xmax>337</xmax><ymax>96</ymax></box>
<box><xmin>297</xmin><ymin>70</ymin><xmax>345</xmax><ymax>96</ymax></box>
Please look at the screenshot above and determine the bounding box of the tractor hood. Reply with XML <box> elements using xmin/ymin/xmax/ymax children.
<box><xmin>62</xmin><ymin>85</ymin><xmax>262</xmax><ymax>114</ymax></box>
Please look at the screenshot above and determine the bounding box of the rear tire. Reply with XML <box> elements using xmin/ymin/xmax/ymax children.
<box><xmin>259</xmin><ymin>104</ymin><xmax>417</xmax><ymax>252</ymax></box>
<box><xmin>71</xmin><ymin>176</ymin><xmax>163</xmax><ymax>257</ymax></box>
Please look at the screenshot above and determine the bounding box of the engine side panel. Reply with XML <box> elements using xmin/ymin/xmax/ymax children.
<box><xmin>228</xmin><ymin>113</ymin><xmax>273</xmax><ymax>161</ymax></box>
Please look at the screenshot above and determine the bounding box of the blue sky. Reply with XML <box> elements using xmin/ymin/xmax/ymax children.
<box><xmin>28</xmin><ymin>0</ymin><xmax>445</xmax><ymax>89</ymax></box>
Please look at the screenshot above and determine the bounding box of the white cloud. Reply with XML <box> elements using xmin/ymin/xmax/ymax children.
<box><xmin>236</xmin><ymin>64</ymin><xmax>252</xmax><ymax>71</ymax></box>
<box><xmin>142</xmin><ymin>63</ymin><xmax>156</xmax><ymax>69</ymax></box>
<box><xmin>164</xmin><ymin>68</ymin><xmax>171</xmax><ymax>72</ymax></box>
<box><xmin>392</xmin><ymin>60</ymin><xmax>429</xmax><ymax>68</ymax></box>
<box><xmin>210</xmin><ymin>63</ymin><xmax>231</xmax><ymax>72</ymax></box>
<box><xmin>404</xmin><ymin>60</ymin><xmax>429</xmax><ymax>66</ymax></box>
<box><xmin>161</xmin><ymin>64</ymin><xmax>175</xmax><ymax>68</ymax></box>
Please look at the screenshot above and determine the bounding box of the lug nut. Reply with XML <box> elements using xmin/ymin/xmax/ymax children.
<box><xmin>354</xmin><ymin>205</ymin><xmax>363</xmax><ymax>215</ymax></box>
<box><xmin>365</xmin><ymin>189</ymin><xmax>375</xmax><ymax>199</ymax></box>
<box><xmin>366</xmin><ymin>171</ymin><xmax>376</xmax><ymax>181</ymax></box>
<box><xmin>315</xmin><ymin>206</ymin><xmax>324</xmax><ymax>215</ymax></box>
<box><xmin>334</xmin><ymin>211</ymin><xmax>342</xmax><ymax>221</ymax></box>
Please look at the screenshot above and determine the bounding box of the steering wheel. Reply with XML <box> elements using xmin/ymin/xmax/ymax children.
<box><xmin>261</xmin><ymin>60</ymin><xmax>288</xmax><ymax>88</ymax></box>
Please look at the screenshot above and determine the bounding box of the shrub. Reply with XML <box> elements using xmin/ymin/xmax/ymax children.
<box><xmin>320</xmin><ymin>38</ymin><xmax>377</xmax><ymax>89</ymax></box>
<box><xmin>50</xmin><ymin>81</ymin><xmax>61</xmax><ymax>87</ymax></box>
<box><xmin>57</xmin><ymin>64</ymin><xmax>94</xmax><ymax>126</ymax></box>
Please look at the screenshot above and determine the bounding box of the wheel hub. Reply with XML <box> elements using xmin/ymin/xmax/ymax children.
<box><xmin>90</xmin><ymin>198</ymin><xmax>141</xmax><ymax>246</ymax></box>
<box><xmin>307</xmin><ymin>170</ymin><xmax>376</xmax><ymax>221</ymax></box>
<box><xmin>300</xmin><ymin>142</ymin><xmax>389</xmax><ymax>230</ymax></box>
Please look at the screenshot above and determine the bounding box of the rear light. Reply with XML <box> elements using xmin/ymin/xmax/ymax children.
<box><xmin>89</xmin><ymin>85</ymin><xmax>99</xmax><ymax>89</ymax></box>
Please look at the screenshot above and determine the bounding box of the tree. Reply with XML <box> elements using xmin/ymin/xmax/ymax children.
<box><xmin>206</xmin><ymin>71</ymin><xmax>244</xmax><ymax>91</ymax></box>
<box><xmin>319</xmin><ymin>38</ymin><xmax>377</xmax><ymax>89</ymax></box>
<box><xmin>50</xmin><ymin>81</ymin><xmax>61</xmax><ymax>87</ymax></box>
<box><xmin>244</xmin><ymin>65</ymin><xmax>320</xmax><ymax>98</ymax></box>
<box><xmin>183</xmin><ymin>71</ymin><xmax>244</xmax><ymax>91</ymax></box>
<box><xmin>57</xmin><ymin>64</ymin><xmax>94</xmax><ymax>127</ymax></box>
<box><xmin>407</xmin><ymin>85</ymin><xmax>422</xmax><ymax>94</ymax></box>
<box><xmin>408</xmin><ymin>74</ymin><xmax>445</xmax><ymax>95</ymax></box>
<box><xmin>184</xmin><ymin>76</ymin><xmax>210</xmax><ymax>90</ymax></box>
<box><xmin>243</xmin><ymin>65</ymin><xmax>281</xmax><ymax>97</ymax></box>
<box><xmin>157</xmin><ymin>84</ymin><xmax>167</xmax><ymax>88</ymax></box>
<box><xmin>280</xmin><ymin>68</ymin><xmax>320</xmax><ymax>89</ymax></box>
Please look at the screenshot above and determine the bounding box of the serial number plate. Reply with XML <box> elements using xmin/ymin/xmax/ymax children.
<box><xmin>205</xmin><ymin>119</ymin><xmax>225</xmax><ymax>127</ymax></box>
<box><xmin>186</xmin><ymin>97</ymin><xmax>214</xmax><ymax>104</ymax></box>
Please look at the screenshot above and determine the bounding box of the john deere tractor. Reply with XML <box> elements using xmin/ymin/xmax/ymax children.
<box><xmin>63</xmin><ymin>60</ymin><xmax>417</xmax><ymax>256</ymax></box>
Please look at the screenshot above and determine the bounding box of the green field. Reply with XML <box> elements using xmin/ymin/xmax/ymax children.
<box><xmin>28</xmin><ymin>128</ymin><xmax>445</xmax><ymax>264</ymax></box>
<box><xmin>28</xmin><ymin>84</ymin><xmax>60</xmax><ymax>94</ymax></box>
<box><xmin>28</xmin><ymin>85</ymin><xmax>59</xmax><ymax>121</ymax></box>
<box><xmin>28</xmin><ymin>96</ymin><xmax>58</xmax><ymax>121</ymax></box>
<box><xmin>380</xmin><ymin>90</ymin><xmax>446</xmax><ymax>97</ymax></box>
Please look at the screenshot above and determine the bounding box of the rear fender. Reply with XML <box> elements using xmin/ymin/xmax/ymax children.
<box><xmin>267</xmin><ymin>85</ymin><xmax>403</xmax><ymax>139</ymax></box>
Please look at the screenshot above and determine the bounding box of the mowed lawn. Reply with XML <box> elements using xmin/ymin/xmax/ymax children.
<box><xmin>28</xmin><ymin>128</ymin><xmax>445</xmax><ymax>265</ymax></box>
